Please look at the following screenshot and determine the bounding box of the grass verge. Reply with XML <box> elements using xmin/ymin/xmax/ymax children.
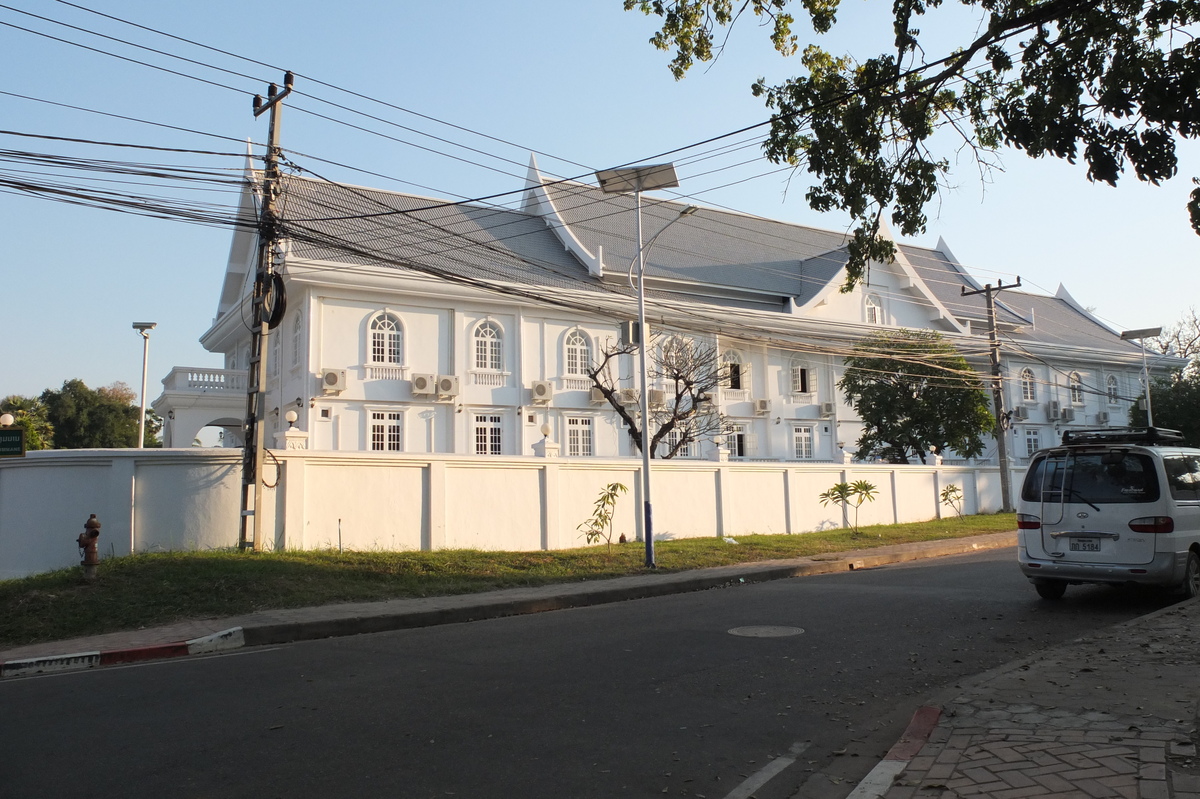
<box><xmin>0</xmin><ymin>514</ymin><xmax>1014</xmax><ymax>648</ymax></box>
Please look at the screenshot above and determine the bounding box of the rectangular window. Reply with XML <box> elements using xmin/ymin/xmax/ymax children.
<box><xmin>474</xmin><ymin>414</ymin><xmax>502</xmax><ymax>455</ymax></box>
<box><xmin>662</xmin><ymin>428</ymin><xmax>696</xmax><ymax>458</ymax></box>
<box><xmin>791</xmin><ymin>365</ymin><xmax>810</xmax><ymax>395</ymax></box>
<box><xmin>793</xmin><ymin>426</ymin><xmax>814</xmax><ymax>459</ymax></box>
<box><xmin>567</xmin><ymin>417</ymin><xmax>593</xmax><ymax>457</ymax></box>
<box><xmin>370</xmin><ymin>411</ymin><xmax>401</xmax><ymax>452</ymax></box>
<box><xmin>1024</xmin><ymin>427</ymin><xmax>1041</xmax><ymax>458</ymax></box>
<box><xmin>728</xmin><ymin>424</ymin><xmax>747</xmax><ymax>458</ymax></box>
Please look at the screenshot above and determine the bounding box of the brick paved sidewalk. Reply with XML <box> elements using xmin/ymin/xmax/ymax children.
<box><xmin>879</xmin><ymin>599</ymin><xmax>1200</xmax><ymax>799</ymax></box>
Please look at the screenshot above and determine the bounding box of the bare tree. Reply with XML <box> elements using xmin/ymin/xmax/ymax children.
<box><xmin>1151</xmin><ymin>308</ymin><xmax>1200</xmax><ymax>374</ymax></box>
<box><xmin>586</xmin><ymin>334</ymin><xmax>726</xmax><ymax>458</ymax></box>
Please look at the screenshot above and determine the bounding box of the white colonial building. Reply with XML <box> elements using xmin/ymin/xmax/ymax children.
<box><xmin>153</xmin><ymin>158</ymin><xmax>1168</xmax><ymax>465</ymax></box>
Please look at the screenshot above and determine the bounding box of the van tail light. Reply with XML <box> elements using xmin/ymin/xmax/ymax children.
<box><xmin>1017</xmin><ymin>514</ymin><xmax>1041</xmax><ymax>530</ymax></box>
<box><xmin>1129</xmin><ymin>516</ymin><xmax>1174</xmax><ymax>534</ymax></box>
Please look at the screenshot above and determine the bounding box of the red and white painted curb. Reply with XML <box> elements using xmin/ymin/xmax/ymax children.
<box><xmin>846</xmin><ymin>705</ymin><xmax>942</xmax><ymax>799</ymax></box>
<box><xmin>0</xmin><ymin>627</ymin><xmax>245</xmax><ymax>679</ymax></box>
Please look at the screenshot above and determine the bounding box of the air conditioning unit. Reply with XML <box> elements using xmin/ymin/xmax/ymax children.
<box><xmin>820</xmin><ymin>402</ymin><xmax>836</xmax><ymax>417</ymax></box>
<box><xmin>616</xmin><ymin>388</ymin><xmax>639</xmax><ymax>405</ymax></box>
<box><xmin>411</xmin><ymin>373</ymin><xmax>437</xmax><ymax>396</ymax></box>
<box><xmin>1060</xmin><ymin>408</ymin><xmax>1075</xmax><ymax>422</ymax></box>
<box><xmin>589</xmin><ymin>387</ymin><xmax>607</xmax><ymax>403</ymax></box>
<box><xmin>754</xmin><ymin>398</ymin><xmax>771</xmax><ymax>415</ymax></box>
<box><xmin>648</xmin><ymin>389</ymin><xmax>667</xmax><ymax>408</ymax></box>
<box><xmin>436</xmin><ymin>375</ymin><xmax>460</xmax><ymax>397</ymax></box>
<box><xmin>1012</xmin><ymin>406</ymin><xmax>1029</xmax><ymax>421</ymax></box>
<box><xmin>1047</xmin><ymin>400</ymin><xmax>1061</xmax><ymax>420</ymax></box>
<box><xmin>320</xmin><ymin>369</ymin><xmax>346</xmax><ymax>393</ymax></box>
<box><xmin>530</xmin><ymin>380</ymin><xmax>554</xmax><ymax>404</ymax></box>
<box><xmin>1096</xmin><ymin>411</ymin><xmax>1110</xmax><ymax>425</ymax></box>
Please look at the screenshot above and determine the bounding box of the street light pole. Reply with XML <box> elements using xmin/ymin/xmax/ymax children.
<box><xmin>596</xmin><ymin>164</ymin><xmax>692</xmax><ymax>568</ymax></box>
<box><xmin>132</xmin><ymin>322</ymin><xmax>157</xmax><ymax>448</ymax></box>
<box><xmin>1120</xmin><ymin>327</ymin><xmax>1162</xmax><ymax>427</ymax></box>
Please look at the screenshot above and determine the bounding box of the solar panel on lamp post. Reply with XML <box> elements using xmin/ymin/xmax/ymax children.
<box><xmin>595</xmin><ymin>163</ymin><xmax>695</xmax><ymax>568</ymax></box>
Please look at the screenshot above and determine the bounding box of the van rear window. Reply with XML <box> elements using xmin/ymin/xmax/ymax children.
<box><xmin>1022</xmin><ymin>452</ymin><xmax>1159</xmax><ymax>504</ymax></box>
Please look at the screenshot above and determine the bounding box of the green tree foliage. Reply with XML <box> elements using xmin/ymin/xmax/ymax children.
<box><xmin>39</xmin><ymin>379</ymin><xmax>162</xmax><ymax>448</ymax></box>
<box><xmin>625</xmin><ymin>1</ymin><xmax>1200</xmax><ymax>288</ymax></box>
<box><xmin>839</xmin><ymin>329</ymin><xmax>994</xmax><ymax>463</ymax></box>
<box><xmin>0</xmin><ymin>395</ymin><xmax>54</xmax><ymax>450</ymax></box>
<box><xmin>1130</xmin><ymin>372</ymin><xmax>1200</xmax><ymax>446</ymax></box>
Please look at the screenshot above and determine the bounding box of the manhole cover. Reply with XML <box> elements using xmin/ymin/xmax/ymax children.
<box><xmin>727</xmin><ymin>626</ymin><xmax>805</xmax><ymax>638</ymax></box>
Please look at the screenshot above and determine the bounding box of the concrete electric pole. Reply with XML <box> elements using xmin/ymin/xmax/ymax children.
<box><xmin>240</xmin><ymin>72</ymin><xmax>293</xmax><ymax>552</ymax></box>
<box><xmin>961</xmin><ymin>278</ymin><xmax>1021</xmax><ymax>513</ymax></box>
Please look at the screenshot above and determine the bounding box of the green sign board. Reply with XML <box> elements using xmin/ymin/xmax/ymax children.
<box><xmin>0</xmin><ymin>428</ymin><xmax>25</xmax><ymax>458</ymax></box>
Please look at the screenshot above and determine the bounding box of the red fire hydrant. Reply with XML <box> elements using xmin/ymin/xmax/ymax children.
<box><xmin>77</xmin><ymin>514</ymin><xmax>101</xmax><ymax>582</ymax></box>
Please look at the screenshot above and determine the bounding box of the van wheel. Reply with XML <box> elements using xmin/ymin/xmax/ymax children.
<box><xmin>1179</xmin><ymin>551</ymin><xmax>1200</xmax><ymax>599</ymax></box>
<box><xmin>1035</xmin><ymin>580</ymin><xmax>1067</xmax><ymax>600</ymax></box>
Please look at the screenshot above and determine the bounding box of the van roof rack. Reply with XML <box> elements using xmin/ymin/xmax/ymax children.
<box><xmin>1060</xmin><ymin>427</ymin><xmax>1185</xmax><ymax>446</ymax></box>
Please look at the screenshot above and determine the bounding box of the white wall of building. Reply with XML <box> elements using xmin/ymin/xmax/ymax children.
<box><xmin>1</xmin><ymin>448</ymin><xmax>1014</xmax><ymax>580</ymax></box>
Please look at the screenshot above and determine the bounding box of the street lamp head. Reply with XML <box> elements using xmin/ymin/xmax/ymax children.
<box><xmin>0</xmin><ymin>413</ymin><xmax>13</xmax><ymax>427</ymax></box>
<box><xmin>540</xmin><ymin>423</ymin><xmax>551</xmax><ymax>438</ymax></box>
<box><xmin>679</xmin><ymin>205</ymin><xmax>699</xmax><ymax>217</ymax></box>
<box><xmin>132</xmin><ymin>322</ymin><xmax>157</xmax><ymax>334</ymax></box>
<box><xmin>1120</xmin><ymin>327</ymin><xmax>1162</xmax><ymax>341</ymax></box>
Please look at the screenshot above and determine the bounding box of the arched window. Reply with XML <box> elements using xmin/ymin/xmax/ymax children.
<box><xmin>722</xmin><ymin>350</ymin><xmax>744</xmax><ymax>390</ymax></box>
<box><xmin>564</xmin><ymin>330</ymin><xmax>591</xmax><ymax>376</ymax></box>
<box><xmin>474</xmin><ymin>321</ymin><xmax>503</xmax><ymax>371</ymax></box>
<box><xmin>1107</xmin><ymin>375</ymin><xmax>1120</xmax><ymax>405</ymax></box>
<box><xmin>1020</xmin><ymin>368</ymin><xmax>1037</xmax><ymax>402</ymax></box>
<box><xmin>865</xmin><ymin>294</ymin><xmax>883</xmax><ymax>325</ymax></box>
<box><xmin>1068</xmin><ymin>372</ymin><xmax>1084</xmax><ymax>405</ymax></box>
<box><xmin>369</xmin><ymin>312</ymin><xmax>403</xmax><ymax>365</ymax></box>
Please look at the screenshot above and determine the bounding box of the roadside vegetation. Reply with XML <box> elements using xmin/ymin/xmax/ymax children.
<box><xmin>0</xmin><ymin>513</ymin><xmax>1014</xmax><ymax>647</ymax></box>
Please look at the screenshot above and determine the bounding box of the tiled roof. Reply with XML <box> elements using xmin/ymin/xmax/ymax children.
<box><xmin>266</xmin><ymin>170</ymin><xmax>1146</xmax><ymax>357</ymax></box>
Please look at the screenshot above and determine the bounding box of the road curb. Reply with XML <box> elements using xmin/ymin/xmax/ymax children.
<box><xmin>244</xmin><ymin>533</ymin><xmax>1016</xmax><ymax>647</ymax></box>
<box><xmin>0</xmin><ymin>627</ymin><xmax>245</xmax><ymax>679</ymax></box>
<box><xmin>845</xmin><ymin>706</ymin><xmax>942</xmax><ymax>799</ymax></box>
<box><xmin>1</xmin><ymin>532</ymin><xmax>1015</xmax><ymax>676</ymax></box>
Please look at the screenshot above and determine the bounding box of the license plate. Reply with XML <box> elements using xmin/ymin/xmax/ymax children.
<box><xmin>1069</xmin><ymin>538</ymin><xmax>1101</xmax><ymax>552</ymax></box>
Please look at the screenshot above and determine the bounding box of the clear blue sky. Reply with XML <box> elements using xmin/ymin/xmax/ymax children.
<box><xmin>3</xmin><ymin>1</ymin><xmax>1197</xmax><ymax>399</ymax></box>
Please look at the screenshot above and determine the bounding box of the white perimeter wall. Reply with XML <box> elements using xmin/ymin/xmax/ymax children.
<box><xmin>0</xmin><ymin>449</ymin><xmax>1018</xmax><ymax>580</ymax></box>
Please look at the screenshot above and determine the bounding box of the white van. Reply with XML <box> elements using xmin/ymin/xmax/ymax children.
<box><xmin>1017</xmin><ymin>427</ymin><xmax>1200</xmax><ymax>600</ymax></box>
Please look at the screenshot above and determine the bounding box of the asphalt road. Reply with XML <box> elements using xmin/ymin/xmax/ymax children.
<box><xmin>0</xmin><ymin>547</ymin><xmax>1179</xmax><ymax>799</ymax></box>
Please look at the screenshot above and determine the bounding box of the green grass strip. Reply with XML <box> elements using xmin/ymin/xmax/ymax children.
<box><xmin>0</xmin><ymin>514</ymin><xmax>1013</xmax><ymax>647</ymax></box>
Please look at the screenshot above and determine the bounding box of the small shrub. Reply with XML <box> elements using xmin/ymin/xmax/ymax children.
<box><xmin>940</xmin><ymin>484</ymin><xmax>964</xmax><ymax>518</ymax></box>
<box><xmin>577</xmin><ymin>483</ymin><xmax>628</xmax><ymax>553</ymax></box>
<box><xmin>818</xmin><ymin>480</ymin><xmax>878</xmax><ymax>536</ymax></box>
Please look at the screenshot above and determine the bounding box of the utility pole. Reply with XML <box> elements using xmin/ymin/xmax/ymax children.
<box><xmin>240</xmin><ymin>72</ymin><xmax>293</xmax><ymax>552</ymax></box>
<box><xmin>961</xmin><ymin>278</ymin><xmax>1021</xmax><ymax>513</ymax></box>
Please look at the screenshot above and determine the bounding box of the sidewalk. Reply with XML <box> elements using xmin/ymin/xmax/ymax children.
<box><xmin>1</xmin><ymin>531</ymin><xmax>1014</xmax><ymax>670</ymax></box>
<box><xmin>870</xmin><ymin>596</ymin><xmax>1200</xmax><ymax>799</ymax></box>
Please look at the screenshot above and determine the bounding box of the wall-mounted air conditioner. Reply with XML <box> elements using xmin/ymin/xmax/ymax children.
<box><xmin>589</xmin><ymin>387</ymin><xmax>607</xmax><ymax>403</ymax></box>
<box><xmin>648</xmin><ymin>389</ymin><xmax>667</xmax><ymax>408</ymax></box>
<box><xmin>530</xmin><ymin>380</ymin><xmax>554</xmax><ymax>404</ymax></box>
<box><xmin>1060</xmin><ymin>408</ymin><xmax>1075</xmax><ymax>422</ymax></box>
<box><xmin>320</xmin><ymin>369</ymin><xmax>346</xmax><ymax>393</ymax></box>
<box><xmin>1047</xmin><ymin>400</ymin><xmax>1061</xmax><ymax>420</ymax></box>
<box><xmin>616</xmin><ymin>388</ymin><xmax>639</xmax><ymax>405</ymax></box>
<box><xmin>1096</xmin><ymin>411</ymin><xmax>1110</xmax><ymax>425</ymax></box>
<box><xmin>754</xmin><ymin>398</ymin><xmax>771</xmax><ymax>415</ymax></box>
<box><xmin>436</xmin><ymin>375</ymin><xmax>460</xmax><ymax>397</ymax></box>
<box><xmin>820</xmin><ymin>402</ymin><xmax>836</xmax><ymax>417</ymax></box>
<box><xmin>1012</xmin><ymin>406</ymin><xmax>1029</xmax><ymax>421</ymax></box>
<box><xmin>411</xmin><ymin>373</ymin><xmax>437</xmax><ymax>396</ymax></box>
